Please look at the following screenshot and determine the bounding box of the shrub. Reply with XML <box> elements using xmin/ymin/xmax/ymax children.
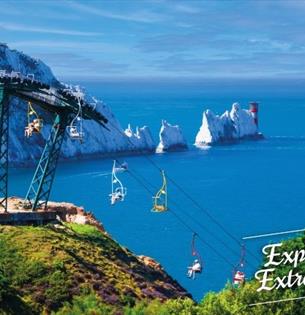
<box><xmin>54</xmin><ymin>293</ymin><xmax>114</xmax><ymax>315</ymax></box>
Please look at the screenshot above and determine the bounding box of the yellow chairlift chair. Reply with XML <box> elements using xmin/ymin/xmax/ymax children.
<box><xmin>152</xmin><ymin>170</ymin><xmax>168</xmax><ymax>212</ymax></box>
<box><xmin>24</xmin><ymin>102</ymin><xmax>43</xmax><ymax>138</ymax></box>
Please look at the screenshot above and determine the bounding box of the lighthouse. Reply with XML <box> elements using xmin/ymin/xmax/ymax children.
<box><xmin>249</xmin><ymin>101</ymin><xmax>259</xmax><ymax>128</ymax></box>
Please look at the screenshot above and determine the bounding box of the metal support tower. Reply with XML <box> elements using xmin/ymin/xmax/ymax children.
<box><xmin>0</xmin><ymin>86</ymin><xmax>9</xmax><ymax>212</ymax></box>
<box><xmin>25</xmin><ymin>112</ymin><xmax>70</xmax><ymax>211</ymax></box>
<box><xmin>0</xmin><ymin>71</ymin><xmax>108</xmax><ymax>213</ymax></box>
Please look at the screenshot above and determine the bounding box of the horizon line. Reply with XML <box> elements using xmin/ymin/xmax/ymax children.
<box><xmin>56</xmin><ymin>75</ymin><xmax>305</xmax><ymax>82</ymax></box>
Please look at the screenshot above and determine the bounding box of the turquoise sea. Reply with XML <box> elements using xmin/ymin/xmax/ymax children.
<box><xmin>10</xmin><ymin>79</ymin><xmax>305</xmax><ymax>301</ymax></box>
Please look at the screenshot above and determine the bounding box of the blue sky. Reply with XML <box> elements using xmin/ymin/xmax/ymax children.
<box><xmin>2</xmin><ymin>0</ymin><xmax>305</xmax><ymax>80</ymax></box>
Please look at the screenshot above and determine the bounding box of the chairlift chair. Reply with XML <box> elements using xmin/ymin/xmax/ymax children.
<box><xmin>114</xmin><ymin>161</ymin><xmax>128</xmax><ymax>173</ymax></box>
<box><xmin>109</xmin><ymin>160</ymin><xmax>127</xmax><ymax>205</ymax></box>
<box><xmin>68</xmin><ymin>125</ymin><xmax>84</xmax><ymax>140</ymax></box>
<box><xmin>24</xmin><ymin>102</ymin><xmax>43</xmax><ymax>138</ymax></box>
<box><xmin>27</xmin><ymin>73</ymin><xmax>35</xmax><ymax>82</ymax></box>
<box><xmin>11</xmin><ymin>71</ymin><xmax>21</xmax><ymax>78</ymax></box>
<box><xmin>11</xmin><ymin>71</ymin><xmax>21</xmax><ymax>83</ymax></box>
<box><xmin>151</xmin><ymin>170</ymin><xmax>168</xmax><ymax>212</ymax></box>
<box><xmin>232</xmin><ymin>244</ymin><xmax>246</xmax><ymax>288</ymax></box>
<box><xmin>68</xmin><ymin>96</ymin><xmax>84</xmax><ymax>142</ymax></box>
<box><xmin>233</xmin><ymin>270</ymin><xmax>245</xmax><ymax>287</ymax></box>
<box><xmin>187</xmin><ymin>233</ymin><xmax>203</xmax><ymax>279</ymax></box>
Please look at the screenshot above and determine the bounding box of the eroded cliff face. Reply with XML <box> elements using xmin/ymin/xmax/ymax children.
<box><xmin>0</xmin><ymin>43</ymin><xmax>155</xmax><ymax>166</ymax></box>
<box><xmin>195</xmin><ymin>102</ymin><xmax>263</xmax><ymax>146</ymax></box>
<box><xmin>156</xmin><ymin>120</ymin><xmax>187</xmax><ymax>153</ymax></box>
<box><xmin>0</xmin><ymin>198</ymin><xmax>191</xmax><ymax>313</ymax></box>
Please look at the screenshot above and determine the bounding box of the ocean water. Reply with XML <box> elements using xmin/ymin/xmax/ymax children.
<box><xmin>10</xmin><ymin>79</ymin><xmax>305</xmax><ymax>301</ymax></box>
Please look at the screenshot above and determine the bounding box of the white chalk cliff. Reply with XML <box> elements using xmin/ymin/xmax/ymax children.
<box><xmin>195</xmin><ymin>103</ymin><xmax>262</xmax><ymax>146</ymax></box>
<box><xmin>124</xmin><ymin>124</ymin><xmax>155</xmax><ymax>151</ymax></box>
<box><xmin>0</xmin><ymin>44</ymin><xmax>156</xmax><ymax>166</ymax></box>
<box><xmin>156</xmin><ymin>120</ymin><xmax>187</xmax><ymax>152</ymax></box>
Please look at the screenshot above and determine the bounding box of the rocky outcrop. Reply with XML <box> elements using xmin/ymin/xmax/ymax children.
<box><xmin>124</xmin><ymin>124</ymin><xmax>156</xmax><ymax>152</ymax></box>
<box><xmin>156</xmin><ymin>120</ymin><xmax>187</xmax><ymax>153</ymax></box>
<box><xmin>137</xmin><ymin>255</ymin><xmax>162</xmax><ymax>271</ymax></box>
<box><xmin>0</xmin><ymin>43</ymin><xmax>156</xmax><ymax>166</ymax></box>
<box><xmin>47</xmin><ymin>200</ymin><xmax>105</xmax><ymax>231</ymax></box>
<box><xmin>195</xmin><ymin>102</ymin><xmax>263</xmax><ymax>146</ymax></box>
<box><xmin>9</xmin><ymin>197</ymin><xmax>104</xmax><ymax>231</ymax></box>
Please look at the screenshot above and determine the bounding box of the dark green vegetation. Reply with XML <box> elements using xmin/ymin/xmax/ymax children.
<box><xmin>1</xmin><ymin>224</ymin><xmax>305</xmax><ymax>315</ymax></box>
<box><xmin>54</xmin><ymin>233</ymin><xmax>305</xmax><ymax>315</ymax></box>
<box><xmin>0</xmin><ymin>224</ymin><xmax>188</xmax><ymax>315</ymax></box>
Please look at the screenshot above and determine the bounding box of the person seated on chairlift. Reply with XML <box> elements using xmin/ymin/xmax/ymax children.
<box><xmin>25</xmin><ymin>123</ymin><xmax>34</xmax><ymax>138</ymax></box>
<box><xmin>110</xmin><ymin>188</ymin><xmax>124</xmax><ymax>205</ymax></box>
<box><xmin>70</xmin><ymin>126</ymin><xmax>80</xmax><ymax>138</ymax></box>
<box><xmin>33</xmin><ymin>118</ymin><xmax>42</xmax><ymax>133</ymax></box>
<box><xmin>233</xmin><ymin>270</ymin><xmax>245</xmax><ymax>288</ymax></box>
<box><xmin>187</xmin><ymin>259</ymin><xmax>202</xmax><ymax>279</ymax></box>
<box><xmin>153</xmin><ymin>204</ymin><xmax>166</xmax><ymax>212</ymax></box>
<box><xmin>25</xmin><ymin>119</ymin><xmax>42</xmax><ymax>137</ymax></box>
<box><xmin>69</xmin><ymin>126</ymin><xmax>84</xmax><ymax>143</ymax></box>
<box><xmin>114</xmin><ymin>162</ymin><xmax>128</xmax><ymax>173</ymax></box>
<box><xmin>120</xmin><ymin>162</ymin><xmax>128</xmax><ymax>171</ymax></box>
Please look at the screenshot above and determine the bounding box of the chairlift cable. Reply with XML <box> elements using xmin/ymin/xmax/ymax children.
<box><xmin>136</xmin><ymin>158</ymin><xmax>260</xmax><ymax>264</ymax></box>
<box><xmin>143</xmin><ymin>154</ymin><xmax>247</xmax><ymax>246</ymax></box>
<box><xmin>169</xmin><ymin>205</ymin><xmax>236</xmax><ymax>269</ymax></box>
<box><xmin>128</xmin><ymin>161</ymin><xmax>257</xmax><ymax>269</ymax></box>
<box><xmin>115</xmin><ymin>158</ymin><xmax>258</xmax><ymax>269</ymax></box>
<box><xmin>191</xmin><ymin>233</ymin><xmax>202</xmax><ymax>264</ymax></box>
<box><xmin>115</xmin><ymin>160</ymin><xmax>236</xmax><ymax>269</ymax></box>
<box><xmin>108</xmin><ymin>120</ymin><xmax>261</xmax><ymax>264</ymax></box>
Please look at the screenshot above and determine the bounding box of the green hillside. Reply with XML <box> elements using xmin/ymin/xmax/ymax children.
<box><xmin>0</xmin><ymin>224</ymin><xmax>189</xmax><ymax>315</ymax></box>
<box><xmin>1</xmin><ymin>223</ymin><xmax>304</xmax><ymax>315</ymax></box>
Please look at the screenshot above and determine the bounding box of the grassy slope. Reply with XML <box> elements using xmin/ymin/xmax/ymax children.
<box><xmin>56</xmin><ymin>233</ymin><xmax>304</xmax><ymax>315</ymax></box>
<box><xmin>0</xmin><ymin>224</ymin><xmax>188</xmax><ymax>315</ymax></box>
<box><xmin>2</xmin><ymin>224</ymin><xmax>304</xmax><ymax>315</ymax></box>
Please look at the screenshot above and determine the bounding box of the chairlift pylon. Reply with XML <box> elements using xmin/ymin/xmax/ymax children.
<box><xmin>151</xmin><ymin>170</ymin><xmax>168</xmax><ymax>212</ymax></box>
<box><xmin>24</xmin><ymin>102</ymin><xmax>43</xmax><ymax>138</ymax></box>
<box><xmin>68</xmin><ymin>96</ymin><xmax>84</xmax><ymax>142</ymax></box>
<box><xmin>232</xmin><ymin>244</ymin><xmax>246</xmax><ymax>288</ymax></box>
<box><xmin>109</xmin><ymin>160</ymin><xmax>127</xmax><ymax>205</ymax></box>
<box><xmin>187</xmin><ymin>233</ymin><xmax>203</xmax><ymax>279</ymax></box>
